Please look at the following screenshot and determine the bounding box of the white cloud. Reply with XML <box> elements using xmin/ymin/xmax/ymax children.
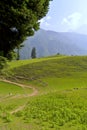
<box><xmin>39</xmin><ymin>16</ymin><xmax>51</xmax><ymax>27</ymax></box>
<box><xmin>39</xmin><ymin>19</ymin><xmax>45</xmax><ymax>24</ymax></box>
<box><xmin>46</xmin><ymin>16</ymin><xmax>51</xmax><ymax>20</ymax></box>
<box><xmin>62</xmin><ymin>18</ymin><xmax>70</xmax><ymax>25</ymax></box>
<box><xmin>45</xmin><ymin>22</ymin><xmax>50</xmax><ymax>26</ymax></box>
<box><xmin>62</xmin><ymin>12</ymin><xmax>82</xmax><ymax>30</ymax></box>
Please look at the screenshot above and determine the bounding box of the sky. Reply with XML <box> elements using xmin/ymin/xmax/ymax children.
<box><xmin>40</xmin><ymin>0</ymin><xmax>87</xmax><ymax>34</ymax></box>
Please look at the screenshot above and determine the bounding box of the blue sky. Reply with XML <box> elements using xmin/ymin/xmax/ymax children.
<box><xmin>40</xmin><ymin>0</ymin><xmax>87</xmax><ymax>34</ymax></box>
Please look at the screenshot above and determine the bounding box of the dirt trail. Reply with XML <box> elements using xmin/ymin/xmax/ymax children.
<box><xmin>0</xmin><ymin>79</ymin><xmax>38</xmax><ymax>96</ymax></box>
<box><xmin>0</xmin><ymin>79</ymin><xmax>38</xmax><ymax>114</ymax></box>
<box><xmin>10</xmin><ymin>105</ymin><xmax>26</xmax><ymax>114</ymax></box>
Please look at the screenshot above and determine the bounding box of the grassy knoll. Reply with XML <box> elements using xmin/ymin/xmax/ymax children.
<box><xmin>7</xmin><ymin>55</ymin><xmax>66</xmax><ymax>69</ymax></box>
<box><xmin>0</xmin><ymin>55</ymin><xmax>87</xmax><ymax>129</ymax></box>
<box><xmin>4</xmin><ymin>56</ymin><xmax>87</xmax><ymax>92</ymax></box>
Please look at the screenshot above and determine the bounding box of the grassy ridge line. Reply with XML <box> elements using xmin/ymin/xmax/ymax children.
<box><xmin>7</xmin><ymin>55</ymin><xmax>67</xmax><ymax>69</ymax></box>
<box><xmin>7</xmin><ymin>55</ymin><xmax>87</xmax><ymax>79</ymax></box>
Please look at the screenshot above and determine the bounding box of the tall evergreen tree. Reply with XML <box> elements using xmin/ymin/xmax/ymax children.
<box><xmin>31</xmin><ymin>47</ymin><xmax>36</xmax><ymax>59</ymax></box>
<box><xmin>0</xmin><ymin>0</ymin><xmax>52</xmax><ymax>59</ymax></box>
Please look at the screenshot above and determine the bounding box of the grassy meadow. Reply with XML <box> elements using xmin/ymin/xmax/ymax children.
<box><xmin>0</xmin><ymin>55</ymin><xmax>87</xmax><ymax>130</ymax></box>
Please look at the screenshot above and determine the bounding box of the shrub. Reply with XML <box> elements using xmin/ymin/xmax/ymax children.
<box><xmin>0</xmin><ymin>56</ymin><xmax>7</xmax><ymax>70</ymax></box>
<box><xmin>3</xmin><ymin>112</ymin><xmax>13</xmax><ymax>122</ymax></box>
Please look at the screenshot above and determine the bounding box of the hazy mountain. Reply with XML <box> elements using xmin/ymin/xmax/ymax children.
<box><xmin>76</xmin><ymin>24</ymin><xmax>87</xmax><ymax>35</ymax></box>
<box><xmin>19</xmin><ymin>29</ymin><xmax>87</xmax><ymax>59</ymax></box>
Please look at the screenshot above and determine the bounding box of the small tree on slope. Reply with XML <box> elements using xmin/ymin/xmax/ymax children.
<box><xmin>31</xmin><ymin>47</ymin><xmax>37</xmax><ymax>59</ymax></box>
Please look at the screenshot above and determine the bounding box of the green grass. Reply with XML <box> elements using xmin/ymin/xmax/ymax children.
<box><xmin>44</xmin><ymin>77</ymin><xmax>87</xmax><ymax>91</ymax></box>
<box><xmin>1</xmin><ymin>90</ymin><xmax>87</xmax><ymax>130</ymax></box>
<box><xmin>0</xmin><ymin>81</ymin><xmax>32</xmax><ymax>95</ymax></box>
<box><xmin>0</xmin><ymin>81</ymin><xmax>33</xmax><ymax>119</ymax></box>
<box><xmin>7</xmin><ymin>55</ymin><xmax>66</xmax><ymax>69</ymax></box>
<box><xmin>4</xmin><ymin>56</ymin><xmax>87</xmax><ymax>92</ymax></box>
<box><xmin>1</xmin><ymin>55</ymin><xmax>87</xmax><ymax>129</ymax></box>
<box><xmin>18</xmin><ymin>91</ymin><xmax>87</xmax><ymax>130</ymax></box>
<box><xmin>0</xmin><ymin>81</ymin><xmax>24</xmax><ymax>95</ymax></box>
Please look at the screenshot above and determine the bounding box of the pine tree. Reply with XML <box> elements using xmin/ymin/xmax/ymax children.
<box><xmin>31</xmin><ymin>47</ymin><xmax>36</xmax><ymax>59</ymax></box>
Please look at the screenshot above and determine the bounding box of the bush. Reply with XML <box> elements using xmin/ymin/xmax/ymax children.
<box><xmin>0</xmin><ymin>56</ymin><xmax>7</xmax><ymax>70</ymax></box>
<box><xmin>3</xmin><ymin>113</ymin><xmax>13</xmax><ymax>122</ymax></box>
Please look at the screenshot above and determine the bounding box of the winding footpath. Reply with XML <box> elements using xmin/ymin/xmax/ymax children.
<box><xmin>0</xmin><ymin>79</ymin><xmax>38</xmax><ymax>114</ymax></box>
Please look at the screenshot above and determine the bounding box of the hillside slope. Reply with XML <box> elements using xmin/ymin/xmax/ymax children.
<box><xmin>1</xmin><ymin>56</ymin><xmax>87</xmax><ymax>130</ymax></box>
<box><xmin>3</xmin><ymin>55</ymin><xmax>87</xmax><ymax>92</ymax></box>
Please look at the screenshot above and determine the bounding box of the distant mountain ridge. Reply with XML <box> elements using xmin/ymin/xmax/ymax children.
<box><xmin>19</xmin><ymin>29</ymin><xmax>87</xmax><ymax>59</ymax></box>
